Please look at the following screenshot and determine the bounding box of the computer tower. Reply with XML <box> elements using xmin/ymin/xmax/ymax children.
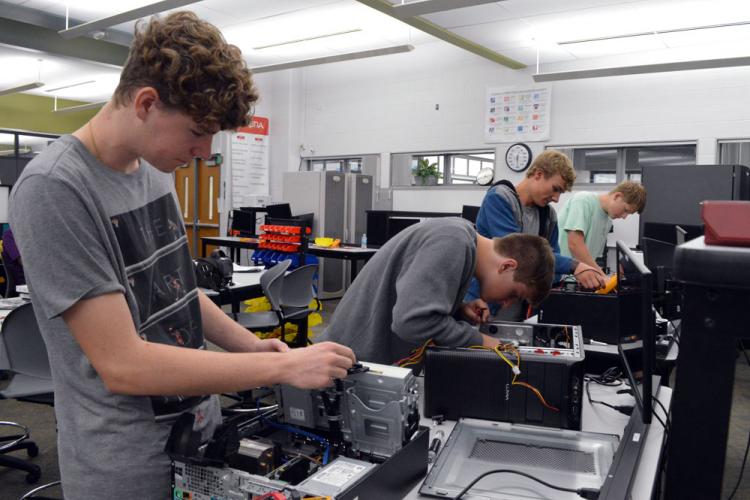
<box><xmin>423</xmin><ymin>321</ymin><xmax>585</xmax><ymax>430</ymax></box>
<box><xmin>538</xmin><ymin>289</ymin><xmax>642</xmax><ymax>345</ymax></box>
<box><xmin>283</xmin><ymin>171</ymin><xmax>373</xmax><ymax>298</ymax></box>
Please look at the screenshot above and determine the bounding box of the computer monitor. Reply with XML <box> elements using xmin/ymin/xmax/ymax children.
<box><xmin>642</xmin><ymin>222</ymin><xmax>702</xmax><ymax>245</ymax></box>
<box><xmin>675</xmin><ymin>225</ymin><xmax>688</xmax><ymax>245</ymax></box>
<box><xmin>616</xmin><ymin>240</ymin><xmax>654</xmax><ymax>425</ymax></box>
<box><xmin>460</xmin><ymin>205</ymin><xmax>480</xmax><ymax>224</ymax></box>
<box><xmin>642</xmin><ymin>237</ymin><xmax>675</xmax><ymax>293</ymax></box>
<box><xmin>230</xmin><ymin>209</ymin><xmax>258</xmax><ymax>236</ymax></box>
<box><xmin>264</xmin><ymin>203</ymin><xmax>292</xmax><ymax>220</ymax></box>
<box><xmin>386</xmin><ymin>216</ymin><xmax>420</xmax><ymax>240</ymax></box>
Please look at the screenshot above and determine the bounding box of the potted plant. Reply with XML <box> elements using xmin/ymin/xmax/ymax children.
<box><xmin>412</xmin><ymin>158</ymin><xmax>441</xmax><ymax>186</ymax></box>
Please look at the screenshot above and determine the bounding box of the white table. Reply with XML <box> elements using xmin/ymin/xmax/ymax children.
<box><xmin>403</xmin><ymin>380</ymin><xmax>671</xmax><ymax>499</ymax></box>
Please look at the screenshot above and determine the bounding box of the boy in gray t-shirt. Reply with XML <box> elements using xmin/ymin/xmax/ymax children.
<box><xmin>318</xmin><ymin>218</ymin><xmax>555</xmax><ymax>365</ymax></box>
<box><xmin>10</xmin><ymin>12</ymin><xmax>354</xmax><ymax>500</ymax></box>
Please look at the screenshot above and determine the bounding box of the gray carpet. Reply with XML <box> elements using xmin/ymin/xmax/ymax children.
<box><xmin>2</xmin><ymin>304</ymin><xmax>750</xmax><ymax>500</ymax></box>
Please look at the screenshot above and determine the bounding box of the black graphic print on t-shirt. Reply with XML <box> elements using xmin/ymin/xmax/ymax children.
<box><xmin>110</xmin><ymin>193</ymin><xmax>205</xmax><ymax>416</ymax></box>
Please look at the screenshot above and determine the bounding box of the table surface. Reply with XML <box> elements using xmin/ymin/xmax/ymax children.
<box><xmin>201</xmin><ymin>236</ymin><xmax>378</xmax><ymax>255</ymax></box>
<box><xmin>199</xmin><ymin>267</ymin><xmax>263</xmax><ymax>297</ymax></box>
<box><xmin>403</xmin><ymin>380</ymin><xmax>671</xmax><ymax>499</ymax></box>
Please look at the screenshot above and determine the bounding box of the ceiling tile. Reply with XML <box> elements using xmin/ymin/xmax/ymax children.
<box><xmin>422</xmin><ymin>3</ymin><xmax>513</xmax><ymax>28</ymax></box>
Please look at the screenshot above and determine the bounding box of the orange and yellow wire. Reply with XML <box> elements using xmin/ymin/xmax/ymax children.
<box><xmin>469</xmin><ymin>344</ymin><xmax>559</xmax><ymax>413</ymax></box>
<box><xmin>396</xmin><ymin>339</ymin><xmax>435</xmax><ymax>368</ymax></box>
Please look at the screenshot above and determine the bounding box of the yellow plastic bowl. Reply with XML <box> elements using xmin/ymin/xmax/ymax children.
<box><xmin>314</xmin><ymin>237</ymin><xmax>334</xmax><ymax>247</ymax></box>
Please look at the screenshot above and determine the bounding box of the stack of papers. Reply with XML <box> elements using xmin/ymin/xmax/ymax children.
<box><xmin>0</xmin><ymin>297</ymin><xmax>29</xmax><ymax>309</ymax></box>
<box><xmin>16</xmin><ymin>285</ymin><xmax>30</xmax><ymax>300</ymax></box>
<box><xmin>233</xmin><ymin>264</ymin><xmax>264</xmax><ymax>273</ymax></box>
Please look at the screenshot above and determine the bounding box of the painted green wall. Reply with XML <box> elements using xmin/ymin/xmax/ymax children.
<box><xmin>0</xmin><ymin>93</ymin><xmax>99</xmax><ymax>134</ymax></box>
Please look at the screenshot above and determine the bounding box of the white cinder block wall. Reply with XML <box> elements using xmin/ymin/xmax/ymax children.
<box><xmin>253</xmin><ymin>41</ymin><xmax>750</xmax><ymax>243</ymax></box>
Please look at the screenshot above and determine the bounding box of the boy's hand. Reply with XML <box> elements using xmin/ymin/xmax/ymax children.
<box><xmin>574</xmin><ymin>262</ymin><xmax>607</xmax><ymax>290</ymax></box>
<box><xmin>254</xmin><ymin>338</ymin><xmax>289</xmax><ymax>353</ymax></box>
<box><xmin>281</xmin><ymin>342</ymin><xmax>356</xmax><ymax>389</ymax></box>
<box><xmin>459</xmin><ymin>299</ymin><xmax>490</xmax><ymax>324</ymax></box>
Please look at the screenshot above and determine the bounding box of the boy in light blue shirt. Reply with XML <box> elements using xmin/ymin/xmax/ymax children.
<box><xmin>558</xmin><ymin>181</ymin><xmax>647</xmax><ymax>274</ymax></box>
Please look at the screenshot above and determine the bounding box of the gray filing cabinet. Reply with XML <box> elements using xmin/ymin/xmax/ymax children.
<box><xmin>283</xmin><ymin>171</ymin><xmax>373</xmax><ymax>298</ymax></box>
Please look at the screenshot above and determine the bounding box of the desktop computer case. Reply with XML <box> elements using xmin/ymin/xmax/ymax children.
<box><xmin>283</xmin><ymin>171</ymin><xmax>373</xmax><ymax>299</ymax></box>
<box><xmin>539</xmin><ymin>289</ymin><xmax>642</xmax><ymax>345</ymax></box>
<box><xmin>423</xmin><ymin>324</ymin><xmax>585</xmax><ymax>431</ymax></box>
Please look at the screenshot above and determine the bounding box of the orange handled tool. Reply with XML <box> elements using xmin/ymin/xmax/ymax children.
<box><xmin>595</xmin><ymin>274</ymin><xmax>618</xmax><ymax>294</ymax></box>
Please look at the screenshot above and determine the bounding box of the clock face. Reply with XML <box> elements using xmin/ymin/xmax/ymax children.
<box><xmin>505</xmin><ymin>143</ymin><xmax>533</xmax><ymax>172</ymax></box>
<box><xmin>475</xmin><ymin>167</ymin><xmax>495</xmax><ymax>186</ymax></box>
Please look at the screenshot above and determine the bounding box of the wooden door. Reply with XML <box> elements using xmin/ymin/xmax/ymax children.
<box><xmin>196</xmin><ymin>158</ymin><xmax>221</xmax><ymax>256</ymax></box>
<box><xmin>174</xmin><ymin>158</ymin><xmax>221</xmax><ymax>257</ymax></box>
<box><xmin>174</xmin><ymin>163</ymin><xmax>195</xmax><ymax>253</ymax></box>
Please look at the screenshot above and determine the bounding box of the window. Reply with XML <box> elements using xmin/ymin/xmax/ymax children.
<box><xmin>718</xmin><ymin>140</ymin><xmax>750</xmax><ymax>165</ymax></box>
<box><xmin>0</xmin><ymin>130</ymin><xmax>58</xmax><ymax>185</ymax></box>
<box><xmin>392</xmin><ymin>150</ymin><xmax>495</xmax><ymax>187</ymax></box>
<box><xmin>553</xmin><ymin>144</ymin><xmax>696</xmax><ymax>185</ymax></box>
<box><xmin>307</xmin><ymin>158</ymin><xmax>363</xmax><ymax>173</ymax></box>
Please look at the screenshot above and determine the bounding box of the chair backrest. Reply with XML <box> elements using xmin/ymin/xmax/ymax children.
<box><xmin>260</xmin><ymin>259</ymin><xmax>291</xmax><ymax>311</ymax></box>
<box><xmin>0</xmin><ymin>303</ymin><xmax>51</xmax><ymax>380</ymax></box>
<box><xmin>281</xmin><ymin>264</ymin><xmax>318</xmax><ymax>308</ymax></box>
<box><xmin>2</xmin><ymin>259</ymin><xmax>16</xmax><ymax>298</ymax></box>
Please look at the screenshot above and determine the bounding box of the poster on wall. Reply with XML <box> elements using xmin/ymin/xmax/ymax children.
<box><xmin>484</xmin><ymin>87</ymin><xmax>551</xmax><ymax>142</ymax></box>
<box><xmin>231</xmin><ymin>116</ymin><xmax>269</xmax><ymax>208</ymax></box>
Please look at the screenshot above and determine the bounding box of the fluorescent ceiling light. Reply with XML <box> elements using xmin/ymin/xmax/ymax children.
<box><xmin>0</xmin><ymin>81</ymin><xmax>45</xmax><ymax>96</ymax></box>
<box><xmin>392</xmin><ymin>0</ymin><xmax>502</xmax><ymax>18</ymax></box>
<box><xmin>356</xmin><ymin>0</ymin><xmax>524</xmax><ymax>69</ymax></box>
<box><xmin>251</xmin><ymin>44</ymin><xmax>414</xmax><ymax>74</ymax></box>
<box><xmin>45</xmin><ymin>80</ymin><xmax>96</xmax><ymax>93</ymax></box>
<box><xmin>253</xmin><ymin>29</ymin><xmax>363</xmax><ymax>50</ymax></box>
<box><xmin>532</xmin><ymin>55</ymin><xmax>750</xmax><ymax>82</ymax></box>
<box><xmin>58</xmin><ymin>0</ymin><xmax>202</xmax><ymax>39</ymax></box>
<box><xmin>558</xmin><ymin>19</ymin><xmax>750</xmax><ymax>45</ymax></box>
<box><xmin>53</xmin><ymin>100</ymin><xmax>107</xmax><ymax>114</ymax></box>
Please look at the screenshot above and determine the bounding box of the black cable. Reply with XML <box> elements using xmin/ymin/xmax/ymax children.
<box><xmin>453</xmin><ymin>469</ymin><xmax>599</xmax><ymax>499</ymax></box>
<box><xmin>728</xmin><ymin>429</ymin><xmax>750</xmax><ymax>500</ymax></box>
<box><xmin>573</xmin><ymin>268</ymin><xmax>603</xmax><ymax>277</ymax></box>
<box><xmin>585</xmin><ymin>380</ymin><xmax>633</xmax><ymax>416</ymax></box>
<box><xmin>650</xmin><ymin>404</ymin><xmax>668</xmax><ymax>430</ymax></box>
<box><xmin>727</xmin><ymin>340</ymin><xmax>750</xmax><ymax>500</ymax></box>
<box><xmin>740</xmin><ymin>339</ymin><xmax>750</xmax><ymax>367</ymax></box>
<box><xmin>587</xmin><ymin>367</ymin><xmax>623</xmax><ymax>386</ymax></box>
<box><xmin>652</xmin><ymin>396</ymin><xmax>671</xmax><ymax>430</ymax></box>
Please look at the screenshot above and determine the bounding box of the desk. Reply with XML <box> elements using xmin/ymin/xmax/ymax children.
<box><xmin>200</xmin><ymin>236</ymin><xmax>378</xmax><ymax>281</ymax></box>
<box><xmin>200</xmin><ymin>269</ymin><xmax>263</xmax><ymax>313</ymax></box>
<box><xmin>404</xmin><ymin>380</ymin><xmax>671</xmax><ymax>500</ymax></box>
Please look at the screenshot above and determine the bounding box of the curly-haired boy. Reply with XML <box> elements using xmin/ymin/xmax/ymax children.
<box><xmin>10</xmin><ymin>12</ymin><xmax>354</xmax><ymax>499</ymax></box>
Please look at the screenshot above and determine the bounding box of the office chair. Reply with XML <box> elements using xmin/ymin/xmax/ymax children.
<box><xmin>0</xmin><ymin>302</ymin><xmax>55</xmax><ymax>484</ymax></box>
<box><xmin>233</xmin><ymin>259</ymin><xmax>291</xmax><ymax>335</ymax></box>
<box><xmin>3</xmin><ymin>260</ymin><xmax>17</xmax><ymax>298</ymax></box>
<box><xmin>279</xmin><ymin>264</ymin><xmax>319</xmax><ymax>347</ymax></box>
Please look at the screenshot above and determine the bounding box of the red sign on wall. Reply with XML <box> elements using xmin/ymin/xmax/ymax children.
<box><xmin>237</xmin><ymin>116</ymin><xmax>269</xmax><ymax>136</ymax></box>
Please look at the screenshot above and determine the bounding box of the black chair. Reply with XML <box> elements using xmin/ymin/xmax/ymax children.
<box><xmin>2</xmin><ymin>259</ymin><xmax>17</xmax><ymax>298</ymax></box>
<box><xmin>279</xmin><ymin>264</ymin><xmax>319</xmax><ymax>347</ymax></box>
<box><xmin>234</xmin><ymin>260</ymin><xmax>291</xmax><ymax>335</ymax></box>
<box><xmin>0</xmin><ymin>303</ymin><xmax>55</xmax><ymax>484</ymax></box>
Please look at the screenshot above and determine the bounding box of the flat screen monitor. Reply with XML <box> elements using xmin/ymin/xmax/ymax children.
<box><xmin>460</xmin><ymin>205</ymin><xmax>480</xmax><ymax>224</ymax></box>
<box><xmin>642</xmin><ymin>222</ymin><xmax>702</xmax><ymax>245</ymax></box>
<box><xmin>264</xmin><ymin>203</ymin><xmax>292</xmax><ymax>220</ymax></box>
<box><xmin>386</xmin><ymin>217</ymin><xmax>420</xmax><ymax>240</ymax></box>
<box><xmin>675</xmin><ymin>225</ymin><xmax>688</xmax><ymax>245</ymax></box>
<box><xmin>231</xmin><ymin>209</ymin><xmax>257</xmax><ymax>236</ymax></box>
<box><xmin>642</xmin><ymin>237</ymin><xmax>675</xmax><ymax>272</ymax></box>
<box><xmin>616</xmin><ymin>240</ymin><xmax>654</xmax><ymax>425</ymax></box>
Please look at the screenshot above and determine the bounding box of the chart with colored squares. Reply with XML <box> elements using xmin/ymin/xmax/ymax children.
<box><xmin>485</xmin><ymin>87</ymin><xmax>551</xmax><ymax>142</ymax></box>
